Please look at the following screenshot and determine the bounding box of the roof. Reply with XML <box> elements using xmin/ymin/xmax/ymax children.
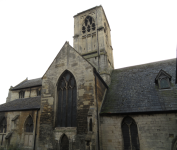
<box><xmin>12</xmin><ymin>78</ymin><xmax>42</xmax><ymax>90</ymax></box>
<box><xmin>0</xmin><ymin>97</ymin><xmax>41</xmax><ymax>112</ymax></box>
<box><xmin>101</xmin><ymin>58</ymin><xmax>177</xmax><ymax>114</ymax></box>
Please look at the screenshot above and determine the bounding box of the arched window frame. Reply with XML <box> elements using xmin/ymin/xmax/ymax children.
<box><xmin>24</xmin><ymin>115</ymin><xmax>34</xmax><ymax>147</ymax></box>
<box><xmin>0</xmin><ymin>117</ymin><xmax>7</xmax><ymax>146</ymax></box>
<box><xmin>59</xmin><ymin>134</ymin><xmax>69</xmax><ymax>150</ymax></box>
<box><xmin>24</xmin><ymin>116</ymin><xmax>33</xmax><ymax>133</ymax></box>
<box><xmin>121</xmin><ymin>116</ymin><xmax>140</xmax><ymax>150</ymax></box>
<box><xmin>82</xmin><ymin>16</ymin><xmax>96</xmax><ymax>34</ymax></box>
<box><xmin>56</xmin><ymin>70</ymin><xmax>77</xmax><ymax>127</ymax></box>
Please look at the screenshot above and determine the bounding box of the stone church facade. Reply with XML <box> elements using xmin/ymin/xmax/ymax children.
<box><xmin>0</xmin><ymin>5</ymin><xmax>177</xmax><ymax>150</ymax></box>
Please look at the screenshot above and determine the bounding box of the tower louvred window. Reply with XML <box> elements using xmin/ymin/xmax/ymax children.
<box><xmin>82</xmin><ymin>16</ymin><xmax>95</xmax><ymax>34</ymax></box>
<box><xmin>57</xmin><ymin>70</ymin><xmax>77</xmax><ymax>127</ymax></box>
<box><xmin>122</xmin><ymin>117</ymin><xmax>140</xmax><ymax>150</ymax></box>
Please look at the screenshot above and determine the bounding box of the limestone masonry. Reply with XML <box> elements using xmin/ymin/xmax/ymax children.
<box><xmin>0</xmin><ymin>5</ymin><xmax>177</xmax><ymax>150</ymax></box>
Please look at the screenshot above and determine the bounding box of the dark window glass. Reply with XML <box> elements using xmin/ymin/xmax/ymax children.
<box><xmin>57</xmin><ymin>71</ymin><xmax>77</xmax><ymax>127</ymax></box>
<box><xmin>19</xmin><ymin>91</ymin><xmax>25</xmax><ymax>98</ymax></box>
<box><xmin>37</xmin><ymin>89</ymin><xmax>41</xmax><ymax>96</ymax></box>
<box><xmin>60</xmin><ymin>135</ymin><xmax>69</xmax><ymax>150</ymax></box>
<box><xmin>0</xmin><ymin>117</ymin><xmax>6</xmax><ymax>133</ymax></box>
<box><xmin>89</xmin><ymin>119</ymin><xmax>92</xmax><ymax>131</ymax></box>
<box><xmin>160</xmin><ymin>78</ymin><xmax>170</xmax><ymax>89</ymax></box>
<box><xmin>122</xmin><ymin>117</ymin><xmax>140</xmax><ymax>150</ymax></box>
<box><xmin>25</xmin><ymin>116</ymin><xmax>33</xmax><ymax>132</ymax></box>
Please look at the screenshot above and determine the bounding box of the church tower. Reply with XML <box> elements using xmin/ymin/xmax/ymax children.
<box><xmin>73</xmin><ymin>6</ymin><xmax>114</xmax><ymax>85</ymax></box>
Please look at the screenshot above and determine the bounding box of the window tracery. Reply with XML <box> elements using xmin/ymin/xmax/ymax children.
<box><xmin>82</xmin><ymin>16</ymin><xmax>95</xmax><ymax>34</ymax></box>
<box><xmin>122</xmin><ymin>116</ymin><xmax>140</xmax><ymax>150</ymax></box>
<box><xmin>57</xmin><ymin>70</ymin><xmax>77</xmax><ymax>127</ymax></box>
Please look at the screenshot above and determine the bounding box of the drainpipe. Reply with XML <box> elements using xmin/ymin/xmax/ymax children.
<box><xmin>33</xmin><ymin>110</ymin><xmax>39</xmax><ymax>150</ymax></box>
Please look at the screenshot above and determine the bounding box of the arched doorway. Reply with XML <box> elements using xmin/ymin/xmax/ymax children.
<box><xmin>60</xmin><ymin>134</ymin><xmax>69</xmax><ymax>150</ymax></box>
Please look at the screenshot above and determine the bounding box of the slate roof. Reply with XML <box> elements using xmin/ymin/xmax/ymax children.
<box><xmin>12</xmin><ymin>78</ymin><xmax>42</xmax><ymax>90</ymax></box>
<box><xmin>101</xmin><ymin>58</ymin><xmax>177</xmax><ymax>114</ymax></box>
<box><xmin>0</xmin><ymin>97</ymin><xmax>41</xmax><ymax>112</ymax></box>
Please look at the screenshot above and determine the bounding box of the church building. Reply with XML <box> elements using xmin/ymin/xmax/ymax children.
<box><xmin>0</xmin><ymin>5</ymin><xmax>177</xmax><ymax>150</ymax></box>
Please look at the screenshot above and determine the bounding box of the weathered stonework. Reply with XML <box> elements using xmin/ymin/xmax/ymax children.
<box><xmin>100</xmin><ymin>114</ymin><xmax>177</xmax><ymax>150</ymax></box>
<box><xmin>0</xmin><ymin>110</ymin><xmax>40</xmax><ymax>150</ymax></box>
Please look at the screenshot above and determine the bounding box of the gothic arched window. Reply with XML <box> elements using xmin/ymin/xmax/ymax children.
<box><xmin>57</xmin><ymin>70</ymin><xmax>77</xmax><ymax>127</ymax></box>
<box><xmin>0</xmin><ymin>117</ymin><xmax>7</xmax><ymax>145</ymax></box>
<box><xmin>25</xmin><ymin>116</ymin><xmax>33</xmax><ymax>132</ymax></box>
<box><xmin>122</xmin><ymin>117</ymin><xmax>140</xmax><ymax>150</ymax></box>
<box><xmin>24</xmin><ymin>116</ymin><xmax>33</xmax><ymax>147</ymax></box>
<box><xmin>82</xmin><ymin>16</ymin><xmax>95</xmax><ymax>34</ymax></box>
<box><xmin>60</xmin><ymin>134</ymin><xmax>69</xmax><ymax>150</ymax></box>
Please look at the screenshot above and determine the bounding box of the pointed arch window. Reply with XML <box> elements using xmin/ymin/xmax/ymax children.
<box><xmin>57</xmin><ymin>70</ymin><xmax>77</xmax><ymax>127</ymax></box>
<box><xmin>25</xmin><ymin>116</ymin><xmax>33</xmax><ymax>132</ymax></box>
<box><xmin>60</xmin><ymin>134</ymin><xmax>69</xmax><ymax>150</ymax></box>
<box><xmin>122</xmin><ymin>117</ymin><xmax>140</xmax><ymax>150</ymax></box>
<box><xmin>82</xmin><ymin>16</ymin><xmax>95</xmax><ymax>34</ymax></box>
<box><xmin>0</xmin><ymin>117</ymin><xmax>7</xmax><ymax>145</ymax></box>
<box><xmin>24</xmin><ymin>116</ymin><xmax>33</xmax><ymax>147</ymax></box>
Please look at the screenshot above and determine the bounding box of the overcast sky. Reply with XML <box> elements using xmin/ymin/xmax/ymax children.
<box><xmin>0</xmin><ymin>0</ymin><xmax>177</xmax><ymax>104</ymax></box>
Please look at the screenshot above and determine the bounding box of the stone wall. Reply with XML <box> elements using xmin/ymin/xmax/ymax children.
<box><xmin>100</xmin><ymin>113</ymin><xmax>177</xmax><ymax>150</ymax></box>
<box><xmin>73</xmin><ymin>6</ymin><xmax>114</xmax><ymax>85</ymax></box>
<box><xmin>39</xmin><ymin>42</ymin><xmax>99</xmax><ymax>150</ymax></box>
<box><xmin>6</xmin><ymin>86</ymin><xmax>42</xmax><ymax>102</ymax></box>
<box><xmin>0</xmin><ymin>110</ymin><xmax>39</xmax><ymax>150</ymax></box>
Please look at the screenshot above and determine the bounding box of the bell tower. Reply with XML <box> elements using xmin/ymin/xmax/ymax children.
<box><xmin>73</xmin><ymin>6</ymin><xmax>114</xmax><ymax>85</ymax></box>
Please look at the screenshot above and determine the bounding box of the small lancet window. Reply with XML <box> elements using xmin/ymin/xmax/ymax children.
<box><xmin>25</xmin><ymin>116</ymin><xmax>33</xmax><ymax>132</ymax></box>
<box><xmin>57</xmin><ymin>70</ymin><xmax>77</xmax><ymax>127</ymax></box>
<box><xmin>89</xmin><ymin>118</ymin><xmax>92</xmax><ymax>131</ymax></box>
<box><xmin>19</xmin><ymin>90</ymin><xmax>25</xmax><ymax>98</ymax></box>
<box><xmin>82</xmin><ymin>16</ymin><xmax>95</xmax><ymax>34</ymax></box>
<box><xmin>155</xmin><ymin>69</ymin><xmax>172</xmax><ymax>89</ymax></box>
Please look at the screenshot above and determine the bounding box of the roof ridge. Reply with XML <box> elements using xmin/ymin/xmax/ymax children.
<box><xmin>114</xmin><ymin>58</ymin><xmax>176</xmax><ymax>71</ymax></box>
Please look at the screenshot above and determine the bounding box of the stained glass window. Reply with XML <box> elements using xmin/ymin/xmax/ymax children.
<box><xmin>57</xmin><ymin>70</ymin><xmax>77</xmax><ymax>127</ymax></box>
